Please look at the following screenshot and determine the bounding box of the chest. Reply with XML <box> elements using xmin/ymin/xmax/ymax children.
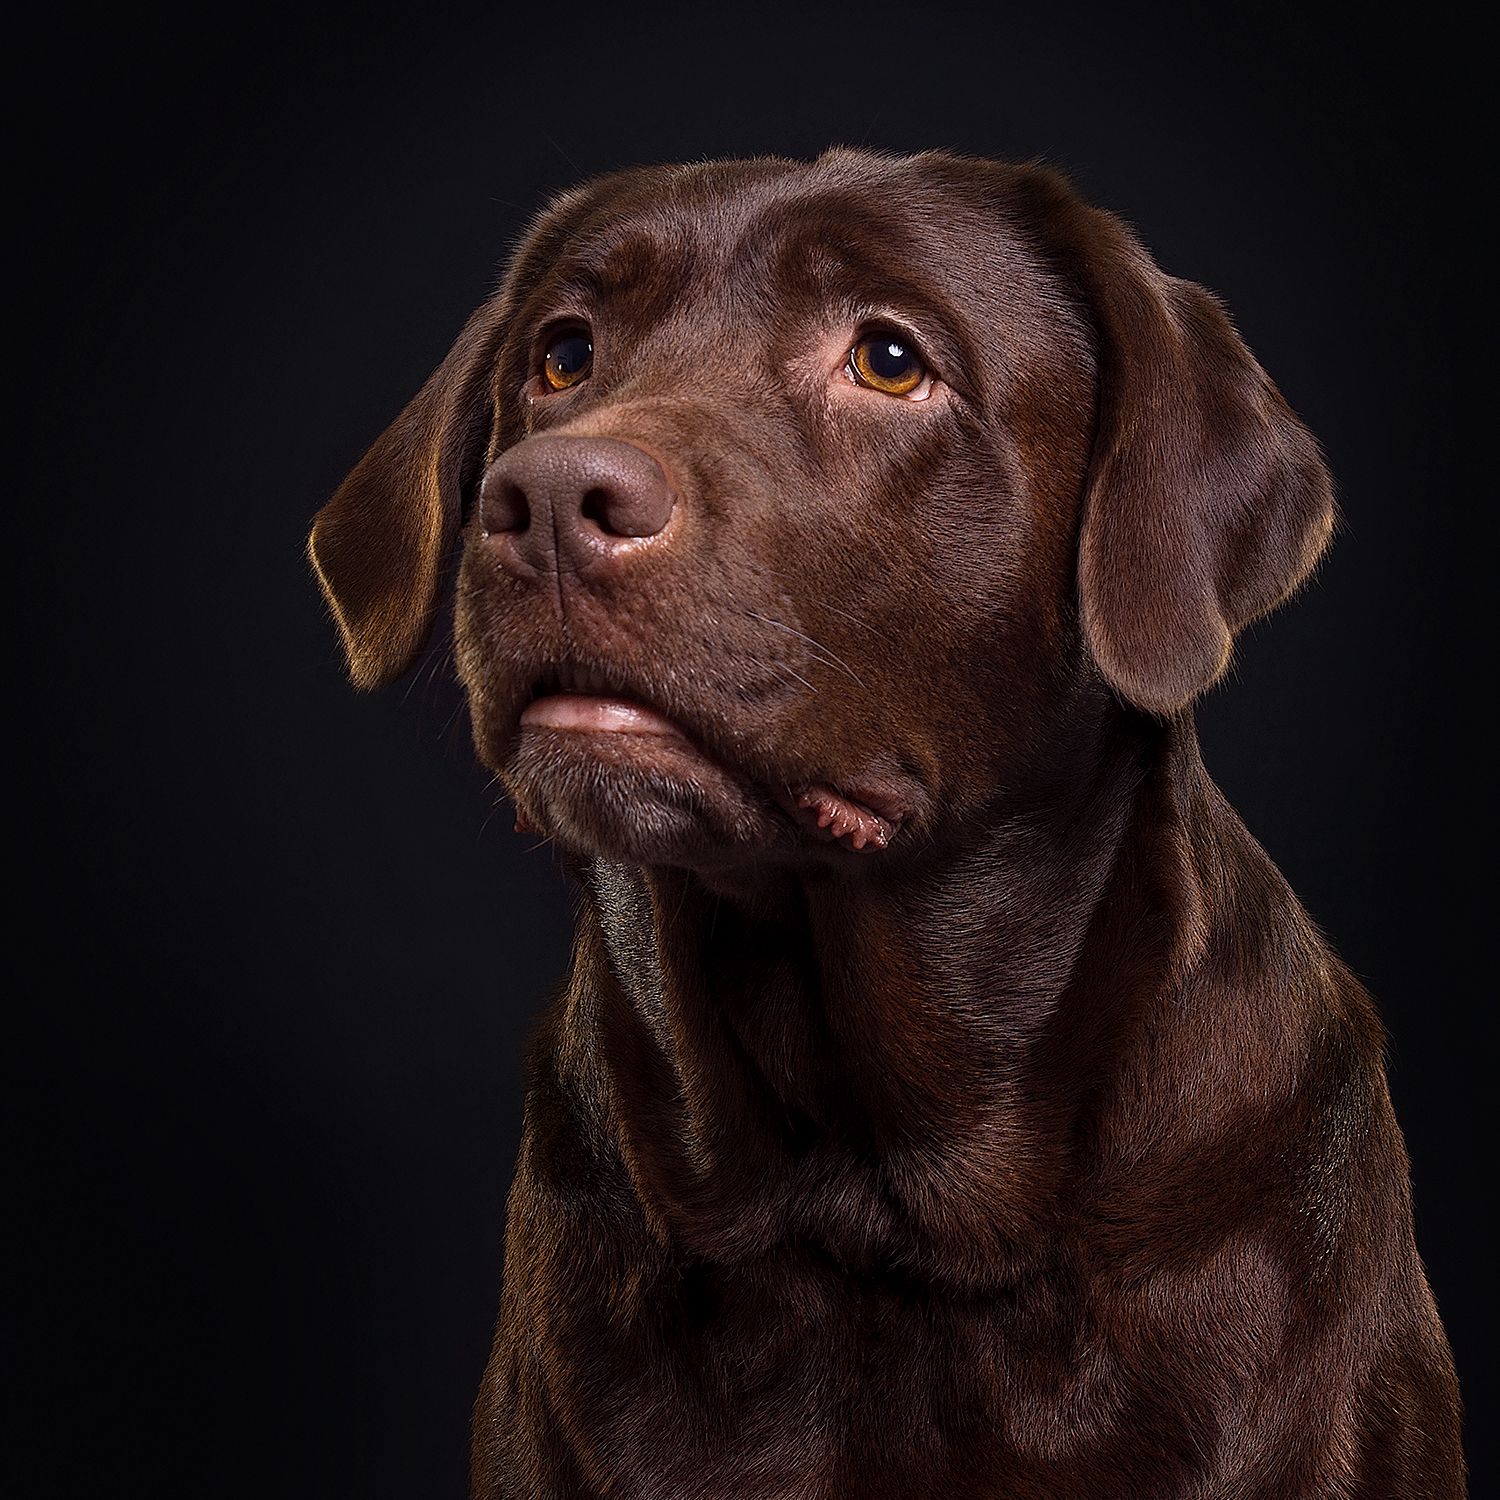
<box><xmin>489</xmin><ymin>1238</ymin><xmax>1208</xmax><ymax>1498</ymax></box>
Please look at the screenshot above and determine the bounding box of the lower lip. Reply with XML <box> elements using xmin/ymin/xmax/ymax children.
<box><xmin>519</xmin><ymin>693</ymin><xmax>690</xmax><ymax>739</ymax></box>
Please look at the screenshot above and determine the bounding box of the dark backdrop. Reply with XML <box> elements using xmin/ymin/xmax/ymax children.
<box><xmin>16</xmin><ymin>5</ymin><xmax>1490</xmax><ymax>1495</ymax></box>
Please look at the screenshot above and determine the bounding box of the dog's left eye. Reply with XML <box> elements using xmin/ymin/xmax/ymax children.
<box><xmin>848</xmin><ymin>331</ymin><xmax>928</xmax><ymax>397</ymax></box>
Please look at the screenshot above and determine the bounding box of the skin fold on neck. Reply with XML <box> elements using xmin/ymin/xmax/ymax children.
<box><xmin>552</xmin><ymin>714</ymin><xmax>1240</xmax><ymax>1294</ymax></box>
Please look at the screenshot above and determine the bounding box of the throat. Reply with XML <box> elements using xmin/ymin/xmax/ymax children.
<box><xmin>561</xmin><ymin>719</ymin><xmax>1178</xmax><ymax>1283</ymax></box>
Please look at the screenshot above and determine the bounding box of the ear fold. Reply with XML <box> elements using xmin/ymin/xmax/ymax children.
<box><xmin>308</xmin><ymin>298</ymin><xmax>507</xmax><ymax>689</ymax></box>
<box><xmin>1023</xmin><ymin>175</ymin><xmax>1336</xmax><ymax>715</ymax></box>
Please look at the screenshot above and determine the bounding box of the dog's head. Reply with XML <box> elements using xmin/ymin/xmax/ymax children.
<box><xmin>310</xmin><ymin>150</ymin><xmax>1332</xmax><ymax>871</ymax></box>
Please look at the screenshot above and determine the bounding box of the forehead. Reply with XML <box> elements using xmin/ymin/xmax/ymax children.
<box><xmin>513</xmin><ymin>152</ymin><xmax>1067</xmax><ymax>340</ymax></box>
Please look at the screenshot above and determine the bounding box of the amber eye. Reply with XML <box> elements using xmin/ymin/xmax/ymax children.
<box><xmin>542</xmin><ymin>329</ymin><xmax>593</xmax><ymax>390</ymax></box>
<box><xmin>848</xmin><ymin>331</ymin><xmax>927</xmax><ymax>396</ymax></box>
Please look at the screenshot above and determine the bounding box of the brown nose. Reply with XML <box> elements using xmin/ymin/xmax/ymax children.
<box><xmin>478</xmin><ymin>436</ymin><xmax>675</xmax><ymax>580</ymax></box>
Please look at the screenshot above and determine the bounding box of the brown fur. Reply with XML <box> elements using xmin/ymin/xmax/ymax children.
<box><xmin>309</xmin><ymin>150</ymin><xmax>1463</xmax><ymax>1497</ymax></box>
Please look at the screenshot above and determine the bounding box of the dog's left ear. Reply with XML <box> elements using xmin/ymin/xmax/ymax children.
<box><xmin>308</xmin><ymin>298</ymin><xmax>506</xmax><ymax>690</ymax></box>
<box><xmin>1016</xmin><ymin>170</ymin><xmax>1336</xmax><ymax>716</ymax></box>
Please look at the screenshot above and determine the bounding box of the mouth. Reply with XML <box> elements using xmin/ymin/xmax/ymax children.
<box><xmin>508</xmin><ymin>662</ymin><xmax>904</xmax><ymax>857</ymax></box>
<box><xmin>520</xmin><ymin>667</ymin><xmax>694</xmax><ymax>744</ymax></box>
<box><xmin>517</xmin><ymin>663</ymin><xmax>710</xmax><ymax>778</ymax></box>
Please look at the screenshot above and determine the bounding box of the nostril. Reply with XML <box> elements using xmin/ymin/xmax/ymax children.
<box><xmin>579</xmin><ymin>486</ymin><xmax>618</xmax><ymax>535</ymax></box>
<box><xmin>482</xmin><ymin>480</ymin><xmax>530</xmax><ymax>535</ymax></box>
<box><xmin>578</xmin><ymin>470</ymin><xmax>674</xmax><ymax>541</ymax></box>
<box><xmin>499</xmin><ymin>484</ymin><xmax>530</xmax><ymax>532</ymax></box>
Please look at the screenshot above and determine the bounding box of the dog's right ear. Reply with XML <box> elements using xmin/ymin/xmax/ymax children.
<box><xmin>308</xmin><ymin>298</ymin><xmax>507</xmax><ymax>690</ymax></box>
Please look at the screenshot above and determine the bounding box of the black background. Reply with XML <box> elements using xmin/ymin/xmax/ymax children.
<box><xmin>16</xmin><ymin>4</ymin><xmax>1490</xmax><ymax>1495</ymax></box>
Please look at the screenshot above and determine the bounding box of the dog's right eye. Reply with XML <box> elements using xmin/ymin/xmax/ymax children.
<box><xmin>542</xmin><ymin>329</ymin><xmax>593</xmax><ymax>391</ymax></box>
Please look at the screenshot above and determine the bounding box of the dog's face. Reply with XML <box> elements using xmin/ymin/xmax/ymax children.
<box><xmin>310</xmin><ymin>151</ymin><xmax>1332</xmax><ymax>873</ymax></box>
<box><xmin>463</xmin><ymin>155</ymin><xmax>1099</xmax><ymax>869</ymax></box>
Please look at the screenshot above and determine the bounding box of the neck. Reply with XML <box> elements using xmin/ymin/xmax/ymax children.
<box><xmin>561</xmin><ymin>712</ymin><xmax>1211</xmax><ymax>1289</ymax></box>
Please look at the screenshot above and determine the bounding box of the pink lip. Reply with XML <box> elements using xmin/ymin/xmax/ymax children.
<box><xmin>519</xmin><ymin>693</ymin><xmax>690</xmax><ymax>739</ymax></box>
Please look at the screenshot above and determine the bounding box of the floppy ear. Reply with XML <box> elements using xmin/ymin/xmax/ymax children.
<box><xmin>308</xmin><ymin>298</ymin><xmax>507</xmax><ymax>689</ymax></box>
<box><xmin>1037</xmin><ymin>183</ymin><xmax>1335</xmax><ymax>715</ymax></box>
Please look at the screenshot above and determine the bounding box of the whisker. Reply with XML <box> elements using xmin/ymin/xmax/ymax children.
<box><xmin>806</xmin><ymin>598</ymin><xmax>880</xmax><ymax>632</ymax></box>
<box><xmin>743</xmin><ymin>610</ymin><xmax>866</xmax><ymax>688</ymax></box>
<box><xmin>478</xmin><ymin>800</ymin><xmax>506</xmax><ymax>839</ymax></box>
<box><xmin>757</xmin><ymin>570</ymin><xmax>882</xmax><ymax>634</ymax></box>
<box><xmin>439</xmin><ymin>693</ymin><xmax>470</xmax><ymax>742</ymax></box>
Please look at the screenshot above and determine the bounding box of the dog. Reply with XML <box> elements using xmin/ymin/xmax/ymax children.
<box><xmin>309</xmin><ymin>150</ymin><xmax>1463</xmax><ymax>1498</ymax></box>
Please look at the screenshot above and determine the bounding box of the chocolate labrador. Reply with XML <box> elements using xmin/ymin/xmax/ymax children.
<box><xmin>309</xmin><ymin>150</ymin><xmax>1463</xmax><ymax>1497</ymax></box>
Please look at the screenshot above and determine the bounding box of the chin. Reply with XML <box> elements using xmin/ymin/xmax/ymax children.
<box><xmin>500</xmin><ymin>724</ymin><xmax>790</xmax><ymax>868</ymax></box>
